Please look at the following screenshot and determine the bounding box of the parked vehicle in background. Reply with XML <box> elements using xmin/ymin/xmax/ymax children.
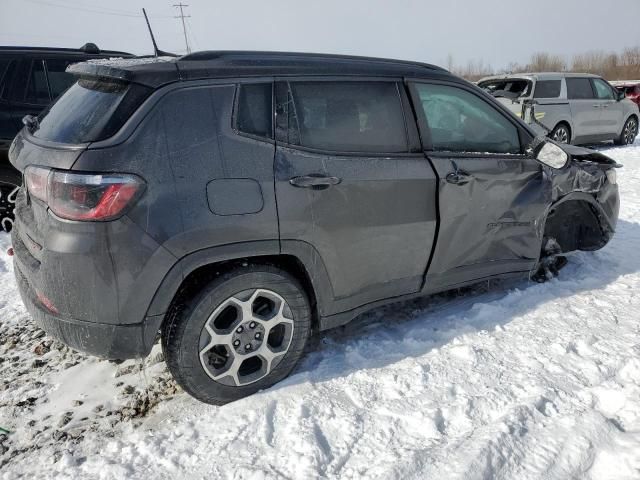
<box><xmin>0</xmin><ymin>44</ymin><xmax>132</xmax><ymax>230</ymax></box>
<box><xmin>478</xmin><ymin>73</ymin><xmax>639</xmax><ymax>147</ymax></box>
<box><xmin>9</xmin><ymin>52</ymin><xmax>620</xmax><ymax>404</ymax></box>
<box><xmin>611</xmin><ymin>80</ymin><xmax>640</xmax><ymax>107</ymax></box>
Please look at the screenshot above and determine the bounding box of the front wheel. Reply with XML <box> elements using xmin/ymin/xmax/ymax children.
<box><xmin>162</xmin><ymin>265</ymin><xmax>312</xmax><ymax>404</ymax></box>
<box><xmin>614</xmin><ymin>116</ymin><xmax>638</xmax><ymax>146</ymax></box>
<box><xmin>531</xmin><ymin>237</ymin><xmax>567</xmax><ymax>283</ymax></box>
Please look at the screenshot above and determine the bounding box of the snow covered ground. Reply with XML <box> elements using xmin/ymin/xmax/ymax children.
<box><xmin>2</xmin><ymin>141</ymin><xmax>640</xmax><ymax>479</ymax></box>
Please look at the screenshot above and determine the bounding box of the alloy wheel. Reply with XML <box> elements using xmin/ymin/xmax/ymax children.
<box><xmin>624</xmin><ymin>118</ymin><xmax>638</xmax><ymax>145</ymax></box>
<box><xmin>198</xmin><ymin>288</ymin><xmax>295</xmax><ymax>386</ymax></box>
<box><xmin>552</xmin><ymin>126</ymin><xmax>569</xmax><ymax>144</ymax></box>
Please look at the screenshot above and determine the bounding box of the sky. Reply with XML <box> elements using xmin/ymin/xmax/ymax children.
<box><xmin>1</xmin><ymin>0</ymin><xmax>639</xmax><ymax>70</ymax></box>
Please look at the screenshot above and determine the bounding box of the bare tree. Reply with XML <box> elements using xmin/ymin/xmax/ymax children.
<box><xmin>450</xmin><ymin>46</ymin><xmax>640</xmax><ymax>81</ymax></box>
<box><xmin>527</xmin><ymin>52</ymin><xmax>567</xmax><ymax>72</ymax></box>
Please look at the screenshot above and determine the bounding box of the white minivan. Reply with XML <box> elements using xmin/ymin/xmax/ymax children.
<box><xmin>478</xmin><ymin>73</ymin><xmax>639</xmax><ymax>146</ymax></box>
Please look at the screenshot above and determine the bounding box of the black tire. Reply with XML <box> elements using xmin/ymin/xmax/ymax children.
<box><xmin>550</xmin><ymin>123</ymin><xmax>571</xmax><ymax>144</ymax></box>
<box><xmin>162</xmin><ymin>265</ymin><xmax>312</xmax><ymax>405</ymax></box>
<box><xmin>614</xmin><ymin>116</ymin><xmax>638</xmax><ymax>146</ymax></box>
<box><xmin>0</xmin><ymin>167</ymin><xmax>21</xmax><ymax>233</ymax></box>
<box><xmin>531</xmin><ymin>256</ymin><xmax>568</xmax><ymax>283</ymax></box>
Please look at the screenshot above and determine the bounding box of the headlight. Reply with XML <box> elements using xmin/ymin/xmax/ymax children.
<box><xmin>606</xmin><ymin>169</ymin><xmax>617</xmax><ymax>185</ymax></box>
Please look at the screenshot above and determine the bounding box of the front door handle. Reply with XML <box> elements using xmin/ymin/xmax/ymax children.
<box><xmin>446</xmin><ymin>171</ymin><xmax>472</xmax><ymax>185</ymax></box>
<box><xmin>289</xmin><ymin>174</ymin><xmax>342</xmax><ymax>189</ymax></box>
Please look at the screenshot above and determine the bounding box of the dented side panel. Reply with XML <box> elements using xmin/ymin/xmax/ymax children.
<box><xmin>423</xmin><ymin>143</ymin><xmax>619</xmax><ymax>293</ymax></box>
<box><xmin>424</xmin><ymin>153</ymin><xmax>548</xmax><ymax>289</ymax></box>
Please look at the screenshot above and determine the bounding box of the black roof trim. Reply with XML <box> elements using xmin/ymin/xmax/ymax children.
<box><xmin>179</xmin><ymin>50</ymin><xmax>447</xmax><ymax>72</ymax></box>
<box><xmin>57</xmin><ymin>50</ymin><xmax>453</xmax><ymax>89</ymax></box>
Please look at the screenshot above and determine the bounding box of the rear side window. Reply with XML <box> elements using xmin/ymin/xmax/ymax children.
<box><xmin>567</xmin><ymin>78</ymin><xmax>595</xmax><ymax>100</ymax></box>
<box><xmin>45</xmin><ymin>59</ymin><xmax>75</xmax><ymax>99</ymax></box>
<box><xmin>236</xmin><ymin>83</ymin><xmax>272</xmax><ymax>139</ymax></box>
<box><xmin>414</xmin><ymin>82</ymin><xmax>520</xmax><ymax>154</ymax></box>
<box><xmin>534</xmin><ymin>80</ymin><xmax>561</xmax><ymax>99</ymax></box>
<box><xmin>479</xmin><ymin>79</ymin><xmax>532</xmax><ymax>98</ymax></box>
<box><xmin>32</xmin><ymin>78</ymin><xmax>151</xmax><ymax>143</ymax></box>
<box><xmin>286</xmin><ymin>81</ymin><xmax>408</xmax><ymax>153</ymax></box>
<box><xmin>25</xmin><ymin>60</ymin><xmax>49</xmax><ymax>104</ymax></box>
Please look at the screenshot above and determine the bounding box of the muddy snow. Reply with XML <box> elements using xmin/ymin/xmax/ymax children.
<box><xmin>2</xmin><ymin>141</ymin><xmax>640</xmax><ymax>479</ymax></box>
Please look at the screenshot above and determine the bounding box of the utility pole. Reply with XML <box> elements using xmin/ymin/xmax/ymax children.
<box><xmin>173</xmin><ymin>3</ymin><xmax>191</xmax><ymax>54</ymax></box>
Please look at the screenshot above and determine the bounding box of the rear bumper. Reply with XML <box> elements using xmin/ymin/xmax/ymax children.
<box><xmin>14</xmin><ymin>262</ymin><xmax>162</xmax><ymax>359</ymax></box>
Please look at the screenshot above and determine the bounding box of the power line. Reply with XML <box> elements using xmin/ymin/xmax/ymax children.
<box><xmin>184</xmin><ymin>17</ymin><xmax>199</xmax><ymax>52</ymax></box>
<box><xmin>173</xmin><ymin>3</ymin><xmax>191</xmax><ymax>54</ymax></box>
<box><xmin>22</xmin><ymin>0</ymin><xmax>173</xmax><ymax>18</ymax></box>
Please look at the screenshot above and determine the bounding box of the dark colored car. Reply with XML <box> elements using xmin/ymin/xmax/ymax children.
<box><xmin>9</xmin><ymin>51</ymin><xmax>620</xmax><ymax>404</ymax></box>
<box><xmin>0</xmin><ymin>44</ymin><xmax>132</xmax><ymax>230</ymax></box>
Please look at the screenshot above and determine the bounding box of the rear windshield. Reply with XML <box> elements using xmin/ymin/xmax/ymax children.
<box><xmin>32</xmin><ymin>77</ymin><xmax>151</xmax><ymax>143</ymax></box>
<box><xmin>479</xmin><ymin>79</ymin><xmax>532</xmax><ymax>99</ymax></box>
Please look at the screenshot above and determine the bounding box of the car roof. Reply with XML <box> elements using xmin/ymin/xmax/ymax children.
<box><xmin>478</xmin><ymin>72</ymin><xmax>602</xmax><ymax>83</ymax></box>
<box><xmin>610</xmin><ymin>80</ymin><xmax>640</xmax><ymax>87</ymax></box>
<box><xmin>67</xmin><ymin>50</ymin><xmax>452</xmax><ymax>88</ymax></box>
<box><xmin>0</xmin><ymin>45</ymin><xmax>133</xmax><ymax>57</ymax></box>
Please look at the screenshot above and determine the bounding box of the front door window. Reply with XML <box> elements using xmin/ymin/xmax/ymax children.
<box><xmin>413</xmin><ymin>82</ymin><xmax>521</xmax><ymax>154</ymax></box>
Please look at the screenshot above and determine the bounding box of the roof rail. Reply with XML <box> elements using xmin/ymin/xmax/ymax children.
<box><xmin>179</xmin><ymin>50</ymin><xmax>447</xmax><ymax>72</ymax></box>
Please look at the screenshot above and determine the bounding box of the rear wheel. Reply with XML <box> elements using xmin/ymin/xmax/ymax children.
<box><xmin>0</xmin><ymin>168</ymin><xmax>21</xmax><ymax>232</ymax></box>
<box><xmin>550</xmin><ymin>123</ymin><xmax>571</xmax><ymax>144</ymax></box>
<box><xmin>162</xmin><ymin>265</ymin><xmax>312</xmax><ymax>404</ymax></box>
<box><xmin>614</xmin><ymin>116</ymin><xmax>638</xmax><ymax>146</ymax></box>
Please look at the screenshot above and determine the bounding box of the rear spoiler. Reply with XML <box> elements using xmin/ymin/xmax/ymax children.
<box><xmin>67</xmin><ymin>63</ymin><xmax>133</xmax><ymax>82</ymax></box>
<box><xmin>65</xmin><ymin>58</ymin><xmax>180</xmax><ymax>87</ymax></box>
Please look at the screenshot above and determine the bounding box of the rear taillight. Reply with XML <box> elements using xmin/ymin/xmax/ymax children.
<box><xmin>25</xmin><ymin>166</ymin><xmax>49</xmax><ymax>202</ymax></box>
<box><xmin>24</xmin><ymin>166</ymin><xmax>145</xmax><ymax>221</ymax></box>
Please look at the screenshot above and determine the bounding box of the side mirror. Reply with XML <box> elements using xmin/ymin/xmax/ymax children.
<box><xmin>535</xmin><ymin>141</ymin><xmax>569</xmax><ymax>169</ymax></box>
<box><xmin>616</xmin><ymin>89</ymin><xmax>625</xmax><ymax>101</ymax></box>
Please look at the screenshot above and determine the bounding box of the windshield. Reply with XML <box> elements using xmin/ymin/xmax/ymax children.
<box><xmin>32</xmin><ymin>77</ymin><xmax>151</xmax><ymax>144</ymax></box>
<box><xmin>479</xmin><ymin>79</ymin><xmax>532</xmax><ymax>99</ymax></box>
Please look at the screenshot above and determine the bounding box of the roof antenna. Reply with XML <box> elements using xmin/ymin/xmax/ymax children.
<box><xmin>142</xmin><ymin>8</ymin><xmax>178</xmax><ymax>57</ymax></box>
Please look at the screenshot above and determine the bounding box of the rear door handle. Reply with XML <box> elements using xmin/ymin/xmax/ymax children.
<box><xmin>593</xmin><ymin>104</ymin><xmax>601</xmax><ymax>108</ymax></box>
<box><xmin>289</xmin><ymin>174</ymin><xmax>341</xmax><ymax>189</ymax></box>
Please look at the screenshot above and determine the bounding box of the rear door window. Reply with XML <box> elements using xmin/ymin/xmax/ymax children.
<box><xmin>235</xmin><ymin>83</ymin><xmax>273</xmax><ymax>139</ymax></box>
<box><xmin>413</xmin><ymin>82</ymin><xmax>521</xmax><ymax>154</ymax></box>
<box><xmin>25</xmin><ymin>59</ymin><xmax>50</xmax><ymax>105</ymax></box>
<box><xmin>32</xmin><ymin>77</ymin><xmax>151</xmax><ymax>143</ymax></box>
<box><xmin>533</xmin><ymin>80</ymin><xmax>561</xmax><ymax>99</ymax></box>
<box><xmin>45</xmin><ymin>59</ymin><xmax>76</xmax><ymax>99</ymax></box>
<box><xmin>566</xmin><ymin>78</ymin><xmax>595</xmax><ymax>100</ymax></box>
<box><xmin>285</xmin><ymin>81</ymin><xmax>408</xmax><ymax>153</ymax></box>
<box><xmin>592</xmin><ymin>78</ymin><xmax>615</xmax><ymax>100</ymax></box>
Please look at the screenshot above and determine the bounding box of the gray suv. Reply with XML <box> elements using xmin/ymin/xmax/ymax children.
<box><xmin>479</xmin><ymin>73</ymin><xmax>639</xmax><ymax>146</ymax></box>
<box><xmin>9</xmin><ymin>52</ymin><xmax>620</xmax><ymax>404</ymax></box>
